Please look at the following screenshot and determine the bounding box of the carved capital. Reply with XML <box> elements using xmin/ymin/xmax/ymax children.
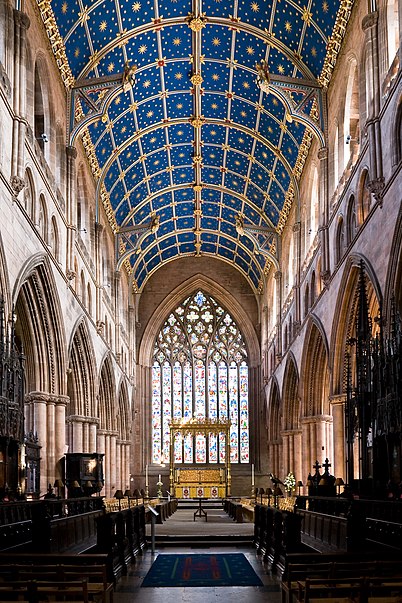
<box><xmin>66</xmin><ymin>269</ymin><xmax>76</xmax><ymax>281</ymax></box>
<box><xmin>274</xmin><ymin>270</ymin><xmax>282</xmax><ymax>281</ymax></box>
<box><xmin>0</xmin><ymin>62</ymin><xmax>11</xmax><ymax>97</ymax></box>
<box><xmin>362</xmin><ymin>11</ymin><xmax>378</xmax><ymax>31</ymax></box>
<box><xmin>10</xmin><ymin>175</ymin><xmax>25</xmax><ymax>196</ymax></box>
<box><xmin>292</xmin><ymin>221</ymin><xmax>301</xmax><ymax>233</ymax></box>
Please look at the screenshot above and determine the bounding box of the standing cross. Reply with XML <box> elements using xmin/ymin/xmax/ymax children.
<box><xmin>322</xmin><ymin>458</ymin><xmax>331</xmax><ymax>473</ymax></box>
<box><xmin>313</xmin><ymin>460</ymin><xmax>321</xmax><ymax>474</ymax></box>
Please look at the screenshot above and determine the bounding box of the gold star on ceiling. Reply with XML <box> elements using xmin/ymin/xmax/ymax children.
<box><xmin>173</xmin><ymin>37</ymin><xmax>181</xmax><ymax>46</ymax></box>
<box><xmin>212</xmin><ymin>37</ymin><xmax>221</xmax><ymax>46</ymax></box>
<box><xmin>61</xmin><ymin>2</ymin><xmax>68</xmax><ymax>13</ymax></box>
<box><xmin>302</xmin><ymin>7</ymin><xmax>313</xmax><ymax>24</ymax></box>
<box><xmin>132</xmin><ymin>1</ymin><xmax>141</xmax><ymax>11</ymax></box>
<box><xmin>285</xmin><ymin>21</ymin><xmax>292</xmax><ymax>32</ymax></box>
<box><xmin>139</xmin><ymin>45</ymin><xmax>147</xmax><ymax>54</ymax></box>
<box><xmin>251</xmin><ymin>1</ymin><xmax>259</xmax><ymax>11</ymax></box>
<box><xmin>246</xmin><ymin>46</ymin><xmax>254</xmax><ymax>55</ymax></box>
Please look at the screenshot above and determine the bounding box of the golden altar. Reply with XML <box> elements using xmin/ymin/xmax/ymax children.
<box><xmin>169</xmin><ymin>419</ymin><xmax>231</xmax><ymax>497</ymax></box>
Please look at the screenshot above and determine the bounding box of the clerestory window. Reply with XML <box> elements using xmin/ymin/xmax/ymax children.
<box><xmin>152</xmin><ymin>290</ymin><xmax>249</xmax><ymax>465</ymax></box>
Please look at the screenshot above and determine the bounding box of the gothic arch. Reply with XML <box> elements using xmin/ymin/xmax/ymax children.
<box><xmin>330</xmin><ymin>254</ymin><xmax>382</xmax><ymax>397</ymax></box>
<box><xmin>384</xmin><ymin>203</ymin><xmax>402</xmax><ymax>317</ymax></box>
<box><xmin>282</xmin><ymin>353</ymin><xmax>300</xmax><ymax>431</ymax></box>
<box><xmin>13</xmin><ymin>254</ymin><xmax>66</xmax><ymax>394</ymax></box>
<box><xmin>0</xmin><ymin>230</ymin><xmax>11</xmax><ymax>312</ymax></box>
<box><xmin>266</xmin><ymin>378</ymin><xmax>282</xmax><ymax>476</ymax></box>
<box><xmin>67</xmin><ymin>317</ymin><xmax>97</xmax><ymax>418</ymax></box>
<box><xmin>98</xmin><ymin>354</ymin><xmax>116</xmax><ymax>432</ymax></box>
<box><xmin>117</xmin><ymin>379</ymin><xmax>130</xmax><ymax>441</ymax></box>
<box><xmin>138</xmin><ymin>274</ymin><xmax>260</xmax><ymax>368</ymax></box>
<box><xmin>301</xmin><ymin>317</ymin><xmax>330</xmax><ymax>418</ymax></box>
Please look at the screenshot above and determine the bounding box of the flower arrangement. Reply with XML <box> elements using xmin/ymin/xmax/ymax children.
<box><xmin>156</xmin><ymin>480</ymin><xmax>163</xmax><ymax>498</ymax></box>
<box><xmin>283</xmin><ymin>472</ymin><xmax>296</xmax><ymax>495</ymax></box>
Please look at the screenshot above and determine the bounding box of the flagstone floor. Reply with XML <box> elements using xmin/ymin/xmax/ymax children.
<box><xmin>114</xmin><ymin>506</ymin><xmax>282</xmax><ymax>602</ymax></box>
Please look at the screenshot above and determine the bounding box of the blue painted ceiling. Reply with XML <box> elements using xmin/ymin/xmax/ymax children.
<box><xmin>47</xmin><ymin>0</ymin><xmax>341</xmax><ymax>291</ymax></box>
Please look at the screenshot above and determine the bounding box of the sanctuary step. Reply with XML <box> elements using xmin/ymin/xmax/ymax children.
<box><xmin>146</xmin><ymin>505</ymin><xmax>254</xmax><ymax>548</ymax></box>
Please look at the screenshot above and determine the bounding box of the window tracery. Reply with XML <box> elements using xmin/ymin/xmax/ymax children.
<box><xmin>152</xmin><ymin>290</ymin><xmax>249</xmax><ymax>465</ymax></box>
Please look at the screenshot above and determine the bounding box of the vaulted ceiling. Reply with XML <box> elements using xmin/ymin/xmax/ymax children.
<box><xmin>40</xmin><ymin>0</ymin><xmax>349</xmax><ymax>291</ymax></box>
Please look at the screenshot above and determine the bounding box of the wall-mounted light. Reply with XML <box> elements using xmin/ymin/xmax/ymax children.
<box><xmin>37</xmin><ymin>133</ymin><xmax>49</xmax><ymax>143</ymax></box>
<box><xmin>345</xmin><ymin>135</ymin><xmax>351</xmax><ymax>144</ymax></box>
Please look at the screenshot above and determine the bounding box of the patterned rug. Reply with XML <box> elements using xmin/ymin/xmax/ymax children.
<box><xmin>141</xmin><ymin>553</ymin><xmax>263</xmax><ymax>587</ymax></box>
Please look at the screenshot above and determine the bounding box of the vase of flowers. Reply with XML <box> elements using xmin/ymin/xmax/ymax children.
<box><xmin>156</xmin><ymin>481</ymin><xmax>163</xmax><ymax>498</ymax></box>
<box><xmin>284</xmin><ymin>472</ymin><xmax>296</xmax><ymax>496</ymax></box>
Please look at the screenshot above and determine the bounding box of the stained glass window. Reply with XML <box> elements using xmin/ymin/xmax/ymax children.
<box><xmin>151</xmin><ymin>291</ymin><xmax>249</xmax><ymax>464</ymax></box>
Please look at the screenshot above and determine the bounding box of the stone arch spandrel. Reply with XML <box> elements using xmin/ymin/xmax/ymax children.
<box><xmin>13</xmin><ymin>254</ymin><xmax>67</xmax><ymax>394</ymax></box>
<box><xmin>0</xmin><ymin>230</ymin><xmax>11</xmax><ymax>313</ymax></box>
<box><xmin>138</xmin><ymin>273</ymin><xmax>260</xmax><ymax>368</ymax></box>
<box><xmin>330</xmin><ymin>254</ymin><xmax>382</xmax><ymax>397</ymax></box>
<box><xmin>384</xmin><ymin>203</ymin><xmax>402</xmax><ymax>318</ymax></box>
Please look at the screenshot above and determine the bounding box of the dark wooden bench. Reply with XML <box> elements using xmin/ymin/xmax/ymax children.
<box><xmin>0</xmin><ymin>554</ymin><xmax>113</xmax><ymax>603</ymax></box>
<box><xmin>0</xmin><ymin>579</ymin><xmax>89</xmax><ymax>602</ymax></box>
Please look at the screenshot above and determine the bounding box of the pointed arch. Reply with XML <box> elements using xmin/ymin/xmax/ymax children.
<box><xmin>99</xmin><ymin>354</ymin><xmax>116</xmax><ymax>432</ymax></box>
<box><xmin>139</xmin><ymin>274</ymin><xmax>260</xmax><ymax>368</ymax></box>
<box><xmin>67</xmin><ymin>317</ymin><xmax>97</xmax><ymax>418</ymax></box>
<box><xmin>266</xmin><ymin>377</ymin><xmax>282</xmax><ymax>476</ymax></box>
<box><xmin>330</xmin><ymin>255</ymin><xmax>382</xmax><ymax>396</ymax></box>
<box><xmin>117</xmin><ymin>379</ymin><xmax>130</xmax><ymax>441</ymax></box>
<box><xmin>282</xmin><ymin>353</ymin><xmax>300</xmax><ymax>431</ymax></box>
<box><xmin>301</xmin><ymin>317</ymin><xmax>330</xmax><ymax>417</ymax></box>
<box><xmin>13</xmin><ymin>255</ymin><xmax>66</xmax><ymax>394</ymax></box>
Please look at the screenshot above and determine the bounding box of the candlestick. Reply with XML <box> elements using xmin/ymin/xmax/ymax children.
<box><xmin>158</xmin><ymin>474</ymin><xmax>161</xmax><ymax>483</ymax></box>
<box><xmin>251</xmin><ymin>463</ymin><xmax>255</xmax><ymax>485</ymax></box>
<box><xmin>145</xmin><ymin>464</ymin><xmax>148</xmax><ymax>488</ymax></box>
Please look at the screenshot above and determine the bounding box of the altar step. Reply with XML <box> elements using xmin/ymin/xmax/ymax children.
<box><xmin>177</xmin><ymin>498</ymin><xmax>223</xmax><ymax>510</ymax></box>
<box><xmin>148</xmin><ymin>533</ymin><xmax>254</xmax><ymax>548</ymax></box>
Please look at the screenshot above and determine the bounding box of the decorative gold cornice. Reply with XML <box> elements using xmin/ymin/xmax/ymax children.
<box><xmin>36</xmin><ymin>0</ymin><xmax>74</xmax><ymax>89</ymax></box>
<box><xmin>319</xmin><ymin>0</ymin><xmax>354</xmax><ymax>88</ymax></box>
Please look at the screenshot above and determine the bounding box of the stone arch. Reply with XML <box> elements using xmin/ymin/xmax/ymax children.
<box><xmin>67</xmin><ymin>317</ymin><xmax>97</xmax><ymax>419</ymax></box>
<box><xmin>301</xmin><ymin>317</ymin><xmax>330</xmax><ymax>418</ymax></box>
<box><xmin>116</xmin><ymin>379</ymin><xmax>130</xmax><ymax>491</ymax></box>
<box><xmin>335</xmin><ymin>215</ymin><xmax>345</xmax><ymax>264</ymax></box>
<box><xmin>99</xmin><ymin>354</ymin><xmax>116</xmax><ymax>432</ymax></box>
<box><xmin>330</xmin><ymin>254</ymin><xmax>382</xmax><ymax>397</ymax></box>
<box><xmin>282</xmin><ymin>353</ymin><xmax>300</xmax><ymax>432</ymax></box>
<box><xmin>391</xmin><ymin>94</ymin><xmax>402</xmax><ymax>167</ymax></box>
<box><xmin>346</xmin><ymin>194</ymin><xmax>357</xmax><ymax>246</ymax></box>
<box><xmin>98</xmin><ymin>354</ymin><xmax>117</xmax><ymax>496</ymax></box>
<box><xmin>266</xmin><ymin>378</ymin><xmax>282</xmax><ymax>477</ymax></box>
<box><xmin>138</xmin><ymin>274</ymin><xmax>260</xmax><ymax>368</ymax></box>
<box><xmin>23</xmin><ymin>168</ymin><xmax>35</xmax><ymax>221</ymax></box>
<box><xmin>13</xmin><ymin>255</ymin><xmax>67</xmax><ymax>493</ymax></box>
<box><xmin>13</xmin><ymin>254</ymin><xmax>66</xmax><ymax>395</ymax></box>
<box><xmin>281</xmin><ymin>353</ymin><xmax>301</xmax><ymax>478</ymax></box>
<box><xmin>384</xmin><ymin>203</ymin><xmax>402</xmax><ymax>318</ymax></box>
<box><xmin>33</xmin><ymin>53</ymin><xmax>53</xmax><ymax>160</ymax></box>
<box><xmin>0</xmin><ymin>230</ymin><xmax>11</xmax><ymax>312</ymax></box>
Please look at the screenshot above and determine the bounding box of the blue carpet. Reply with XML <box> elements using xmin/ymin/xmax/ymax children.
<box><xmin>141</xmin><ymin>553</ymin><xmax>263</xmax><ymax>587</ymax></box>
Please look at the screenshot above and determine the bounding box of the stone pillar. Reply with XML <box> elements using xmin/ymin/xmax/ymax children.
<box><xmin>281</xmin><ymin>432</ymin><xmax>289</xmax><ymax>475</ymax></box>
<box><xmin>317</xmin><ymin>147</ymin><xmax>330</xmax><ymax>283</ymax></box>
<box><xmin>110</xmin><ymin>433</ymin><xmax>117</xmax><ymax>493</ymax></box>
<box><xmin>125</xmin><ymin>443</ymin><xmax>131</xmax><ymax>490</ymax></box>
<box><xmin>116</xmin><ymin>441</ymin><xmax>121</xmax><ymax>490</ymax></box>
<box><xmin>46</xmin><ymin>397</ymin><xmax>56</xmax><ymax>485</ymax></box>
<box><xmin>10</xmin><ymin>9</ymin><xmax>30</xmax><ymax>192</ymax></box>
<box><xmin>55</xmin><ymin>397</ymin><xmax>68</xmax><ymax>478</ymax></box>
<box><xmin>331</xmin><ymin>395</ymin><xmax>346</xmax><ymax>481</ymax></box>
<box><xmin>26</xmin><ymin>392</ymin><xmax>48</xmax><ymax>495</ymax></box>
<box><xmin>71</xmin><ymin>419</ymin><xmax>83</xmax><ymax>453</ymax></box>
<box><xmin>105</xmin><ymin>433</ymin><xmax>111</xmax><ymax>496</ymax></box>
<box><xmin>362</xmin><ymin>11</ymin><xmax>385</xmax><ymax>201</ymax></box>
<box><xmin>114</xmin><ymin>271</ymin><xmax>121</xmax><ymax>355</ymax></box>
<box><xmin>66</xmin><ymin>146</ymin><xmax>77</xmax><ymax>278</ymax></box>
<box><xmin>89</xmin><ymin>422</ymin><xmax>97</xmax><ymax>452</ymax></box>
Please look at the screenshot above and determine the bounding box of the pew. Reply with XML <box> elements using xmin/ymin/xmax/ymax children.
<box><xmin>0</xmin><ymin>579</ymin><xmax>89</xmax><ymax>603</ymax></box>
<box><xmin>0</xmin><ymin>554</ymin><xmax>113</xmax><ymax>603</ymax></box>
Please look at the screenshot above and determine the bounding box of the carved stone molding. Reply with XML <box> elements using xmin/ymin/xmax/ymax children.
<box><xmin>67</xmin><ymin>415</ymin><xmax>100</xmax><ymax>425</ymax></box>
<box><xmin>66</xmin><ymin>145</ymin><xmax>78</xmax><ymax>159</ymax></box>
<box><xmin>320</xmin><ymin>269</ymin><xmax>331</xmax><ymax>286</ymax></box>
<box><xmin>10</xmin><ymin>175</ymin><xmax>25</xmax><ymax>196</ymax></box>
<box><xmin>317</xmin><ymin>147</ymin><xmax>328</xmax><ymax>160</ymax></box>
<box><xmin>96</xmin><ymin>320</ymin><xmax>105</xmax><ymax>334</ymax></box>
<box><xmin>66</xmin><ymin>269</ymin><xmax>76</xmax><ymax>281</ymax></box>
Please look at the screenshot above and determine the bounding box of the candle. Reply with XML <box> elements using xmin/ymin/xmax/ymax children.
<box><xmin>145</xmin><ymin>465</ymin><xmax>148</xmax><ymax>487</ymax></box>
<box><xmin>158</xmin><ymin>474</ymin><xmax>161</xmax><ymax>483</ymax></box>
<box><xmin>251</xmin><ymin>463</ymin><xmax>255</xmax><ymax>485</ymax></box>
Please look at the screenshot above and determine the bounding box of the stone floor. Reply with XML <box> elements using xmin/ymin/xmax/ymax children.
<box><xmin>114</xmin><ymin>504</ymin><xmax>282</xmax><ymax>602</ymax></box>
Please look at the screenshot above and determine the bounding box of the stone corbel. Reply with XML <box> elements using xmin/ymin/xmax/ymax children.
<box><xmin>10</xmin><ymin>175</ymin><xmax>25</xmax><ymax>198</ymax></box>
<box><xmin>368</xmin><ymin>177</ymin><xmax>385</xmax><ymax>205</ymax></box>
